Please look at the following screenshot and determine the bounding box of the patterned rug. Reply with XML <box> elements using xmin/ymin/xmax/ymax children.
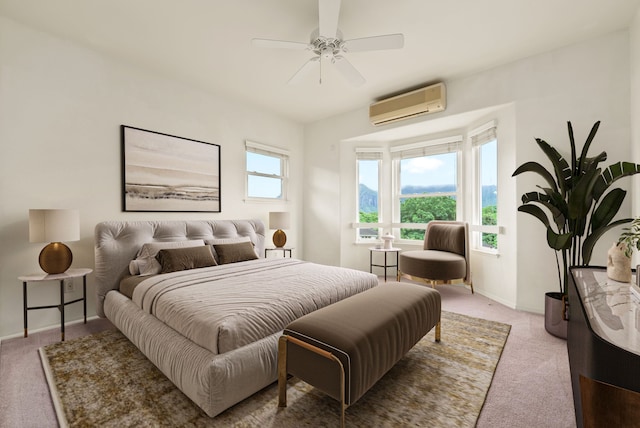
<box><xmin>40</xmin><ymin>311</ymin><xmax>510</xmax><ymax>427</ymax></box>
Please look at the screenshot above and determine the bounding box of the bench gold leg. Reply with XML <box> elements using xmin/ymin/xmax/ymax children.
<box><xmin>278</xmin><ymin>335</ymin><xmax>288</xmax><ymax>408</ymax></box>
<box><xmin>279</xmin><ymin>335</ymin><xmax>347</xmax><ymax>428</ymax></box>
<box><xmin>435</xmin><ymin>321</ymin><xmax>441</xmax><ymax>342</ymax></box>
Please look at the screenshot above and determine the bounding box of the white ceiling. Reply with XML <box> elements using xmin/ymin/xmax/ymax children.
<box><xmin>1</xmin><ymin>0</ymin><xmax>639</xmax><ymax>124</ymax></box>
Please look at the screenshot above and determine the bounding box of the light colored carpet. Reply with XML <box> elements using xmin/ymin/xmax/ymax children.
<box><xmin>39</xmin><ymin>311</ymin><xmax>510</xmax><ymax>428</ymax></box>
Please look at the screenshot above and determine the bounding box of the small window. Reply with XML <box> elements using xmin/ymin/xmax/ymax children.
<box><xmin>245</xmin><ymin>141</ymin><xmax>289</xmax><ymax>200</ymax></box>
<box><xmin>356</xmin><ymin>150</ymin><xmax>382</xmax><ymax>241</ymax></box>
<box><xmin>471</xmin><ymin>122</ymin><xmax>498</xmax><ymax>251</ymax></box>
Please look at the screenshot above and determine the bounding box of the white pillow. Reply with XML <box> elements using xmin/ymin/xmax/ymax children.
<box><xmin>130</xmin><ymin>239</ymin><xmax>206</xmax><ymax>275</ymax></box>
<box><xmin>204</xmin><ymin>237</ymin><xmax>255</xmax><ymax>263</ymax></box>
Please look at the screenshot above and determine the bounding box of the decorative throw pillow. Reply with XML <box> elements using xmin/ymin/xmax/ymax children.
<box><xmin>156</xmin><ymin>246</ymin><xmax>217</xmax><ymax>274</ymax></box>
<box><xmin>130</xmin><ymin>239</ymin><xmax>206</xmax><ymax>275</ymax></box>
<box><xmin>204</xmin><ymin>237</ymin><xmax>254</xmax><ymax>263</ymax></box>
<box><xmin>213</xmin><ymin>241</ymin><xmax>259</xmax><ymax>264</ymax></box>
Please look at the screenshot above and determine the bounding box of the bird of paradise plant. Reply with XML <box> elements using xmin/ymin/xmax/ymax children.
<box><xmin>512</xmin><ymin>121</ymin><xmax>640</xmax><ymax>295</ymax></box>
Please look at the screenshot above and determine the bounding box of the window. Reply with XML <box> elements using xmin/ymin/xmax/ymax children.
<box><xmin>471</xmin><ymin>122</ymin><xmax>498</xmax><ymax>251</ymax></box>
<box><xmin>245</xmin><ymin>141</ymin><xmax>289</xmax><ymax>200</ymax></box>
<box><xmin>391</xmin><ymin>137</ymin><xmax>462</xmax><ymax>241</ymax></box>
<box><xmin>356</xmin><ymin>150</ymin><xmax>382</xmax><ymax>240</ymax></box>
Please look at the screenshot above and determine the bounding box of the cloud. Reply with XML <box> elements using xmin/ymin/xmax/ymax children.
<box><xmin>404</xmin><ymin>157</ymin><xmax>443</xmax><ymax>173</ymax></box>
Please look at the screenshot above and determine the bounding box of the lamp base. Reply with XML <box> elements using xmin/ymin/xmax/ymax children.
<box><xmin>273</xmin><ymin>229</ymin><xmax>287</xmax><ymax>248</ymax></box>
<box><xmin>39</xmin><ymin>242</ymin><xmax>73</xmax><ymax>274</ymax></box>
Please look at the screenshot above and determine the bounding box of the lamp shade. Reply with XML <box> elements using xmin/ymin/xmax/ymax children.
<box><xmin>29</xmin><ymin>209</ymin><xmax>80</xmax><ymax>243</ymax></box>
<box><xmin>269</xmin><ymin>212</ymin><xmax>290</xmax><ymax>230</ymax></box>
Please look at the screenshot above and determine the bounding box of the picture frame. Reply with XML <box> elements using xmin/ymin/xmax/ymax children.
<box><xmin>121</xmin><ymin>125</ymin><xmax>221</xmax><ymax>212</ymax></box>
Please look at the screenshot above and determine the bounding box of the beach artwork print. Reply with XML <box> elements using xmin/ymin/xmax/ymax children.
<box><xmin>122</xmin><ymin>126</ymin><xmax>221</xmax><ymax>212</ymax></box>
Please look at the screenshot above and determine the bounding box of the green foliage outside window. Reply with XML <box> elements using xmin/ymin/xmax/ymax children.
<box><xmin>482</xmin><ymin>205</ymin><xmax>498</xmax><ymax>249</ymax></box>
<box><xmin>400</xmin><ymin>196</ymin><xmax>456</xmax><ymax>240</ymax></box>
<box><xmin>358</xmin><ymin>191</ymin><xmax>498</xmax><ymax>248</ymax></box>
<box><xmin>359</xmin><ymin>211</ymin><xmax>378</xmax><ymax>223</ymax></box>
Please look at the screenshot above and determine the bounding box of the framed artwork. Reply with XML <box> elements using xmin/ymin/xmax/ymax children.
<box><xmin>121</xmin><ymin>125</ymin><xmax>221</xmax><ymax>212</ymax></box>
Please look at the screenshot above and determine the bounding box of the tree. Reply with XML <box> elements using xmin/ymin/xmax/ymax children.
<box><xmin>359</xmin><ymin>211</ymin><xmax>378</xmax><ymax>223</ymax></box>
<box><xmin>400</xmin><ymin>196</ymin><xmax>456</xmax><ymax>239</ymax></box>
<box><xmin>482</xmin><ymin>205</ymin><xmax>497</xmax><ymax>249</ymax></box>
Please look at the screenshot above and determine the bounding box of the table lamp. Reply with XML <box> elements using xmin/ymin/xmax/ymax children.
<box><xmin>29</xmin><ymin>209</ymin><xmax>80</xmax><ymax>274</ymax></box>
<box><xmin>269</xmin><ymin>211</ymin><xmax>290</xmax><ymax>248</ymax></box>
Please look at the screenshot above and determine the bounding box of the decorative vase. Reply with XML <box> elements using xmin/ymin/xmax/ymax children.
<box><xmin>606</xmin><ymin>242</ymin><xmax>632</xmax><ymax>283</ymax></box>
<box><xmin>382</xmin><ymin>234</ymin><xmax>394</xmax><ymax>249</ymax></box>
<box><xmin>545</xmin><ymin>292</ymin><xmax>568</xmax><ymax>339</ymax></box>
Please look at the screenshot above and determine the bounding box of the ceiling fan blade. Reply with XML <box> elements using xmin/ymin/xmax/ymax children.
<box><xmin>333</xmin><ymin>55</ymin><xmax>365</xmax><ymax>86</ymax></box>
<box><xmin>252</xmin><ymin>38</ymin><xmax>311</xmax><ymax>50</ymax></box>
<box><xmin>343</xmin><ymin>33</ymin><xmax>405</xmax><ymax>52</ymax></box>
<box><xmin>319</xmin><ymin>0</ymin><xmax>341</xmax><ymax>38</ymax></box>
<box><xmin>288</xmin><ymin>57</ymin><xmax>320</xmax><ymax>84</ymax></box>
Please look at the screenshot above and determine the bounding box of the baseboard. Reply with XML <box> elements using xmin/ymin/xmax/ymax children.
<box><xmin>0</xmin><ymin>315</ymin><xmax>100</xmax><ymax>343</ymax></box>
<box><xmin>474</xmin><ymin>288</ymin><xmax>517</xmax><ymax>310</ymax></box>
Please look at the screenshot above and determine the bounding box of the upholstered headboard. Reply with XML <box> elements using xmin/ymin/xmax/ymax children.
<box><xmin>94</xmin><ymin>219</ymin><xmax>266</xmax><ymax>317</ymax></box>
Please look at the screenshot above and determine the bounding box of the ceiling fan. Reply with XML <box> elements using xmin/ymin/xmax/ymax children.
<box><xmin>252</xmin><ymin>0</ymin><xmax>404</xmax><ymax>86</ymax></box>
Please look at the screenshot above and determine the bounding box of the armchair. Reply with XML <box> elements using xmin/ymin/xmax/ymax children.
<box><xmin>397</xmin><ymin>221</ymin><xmax>472</xmax><ymax>293</ymax></box>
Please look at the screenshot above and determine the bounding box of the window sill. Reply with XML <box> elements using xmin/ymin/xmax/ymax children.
<box><xmin>244</xmin><ymin>197</ymin><xmax>289</xmax><ymax>203</ymax></box>
<box><xmin>472</xmin><ymin>248</ymin><xmax>500</xmax><ymax>257</ymax></box>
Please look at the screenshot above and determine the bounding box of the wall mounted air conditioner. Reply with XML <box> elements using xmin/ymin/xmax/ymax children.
<box><xmin>369</xmin><ymin>82</ymin><xmax>446</xmax><ymax>126</ymax></box>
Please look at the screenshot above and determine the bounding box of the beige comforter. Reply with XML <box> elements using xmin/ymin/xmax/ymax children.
<box><xmin>131</xmin><ymin>258</ymin><xmax>378</xmax><ymax>355</ymax></box>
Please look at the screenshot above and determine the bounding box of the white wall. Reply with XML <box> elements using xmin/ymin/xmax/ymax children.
<box><xmin>304</xmin><ymin>30</ymin><xmax>634</xmax><ymax>313</ymax></box>
<box><xmin>0</xmin><ymin>17</ymin><xmax>304</xmax><ymax>338</ymax></box>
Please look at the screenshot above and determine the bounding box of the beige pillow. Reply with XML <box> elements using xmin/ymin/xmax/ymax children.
<box><xmin>205</xmin><ymin>237</ymin><xmax>254</xmax><ymax>263</ymax></box>
<box><xmin>130</xmin><ymin>239</ymin><xmax>206</xmax><ymax>275</ymax></box>
<box><xmin>213</xmin><ymin>241</ymin><xmax>259</xmax><ymax>265</ymax></box>
<box><xmin>156</xmin><ymin>246</ymin><xmax>217</xmax><ymax>274</ymax></box>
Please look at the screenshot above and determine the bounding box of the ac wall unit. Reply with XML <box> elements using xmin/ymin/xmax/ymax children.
<box><xmin>369</xmin><ymin>82</ymin><xmax>446</xmax><ymax>126</ymax></box>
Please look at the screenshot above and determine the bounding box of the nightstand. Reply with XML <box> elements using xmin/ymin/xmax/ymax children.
<box><xmin>265</xmin><ymin>247</ymin><xmax>293</xmax><ymax>258</ymax></box>
<box><xmin>19</xmin><ymin>268</ymin><xmax>92</xmax><ymax>341</ymax></box>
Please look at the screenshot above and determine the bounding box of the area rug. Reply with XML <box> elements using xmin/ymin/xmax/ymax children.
<box><xmin>40</xmin><ymin>311</ymin><xmax>510</xmax><ymax>427</ymax></box>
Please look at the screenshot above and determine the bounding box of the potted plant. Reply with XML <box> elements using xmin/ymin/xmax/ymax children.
<box><xmin>512</xmin><ymin>121</ymin><xmax>640</xmax><ymax>338</ymax></box>
<box><xmin>607</xmin><ymin>217</ymin><xmax>640</xmax><ymax>283</ymax></box>
<box><xmin>618</xmin><ymin>217</ymin><xmax>640</xmax><ymax>258</ymax></box>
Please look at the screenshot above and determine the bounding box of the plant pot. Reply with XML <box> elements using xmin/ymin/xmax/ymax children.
<box><xmin>545</xmin><ymin>292</ymin><xmax>567</xmax><ymax>339</ymax></box>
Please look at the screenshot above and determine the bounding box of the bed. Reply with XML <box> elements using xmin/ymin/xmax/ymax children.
<box><xmin>94</xmin><ymin>219</ymin><xmax>379</xmax><ymax>417</ymax></box>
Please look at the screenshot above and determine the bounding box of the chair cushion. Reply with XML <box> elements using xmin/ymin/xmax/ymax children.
<box><xmin>400</xmin><ymin>249</ymin><xmax>466</xmax><ymax>281</ymax></box>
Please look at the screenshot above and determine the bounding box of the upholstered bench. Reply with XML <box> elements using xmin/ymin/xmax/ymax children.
<box><xmin>278</xmin><ymin>282</ymin><xmax>441</xmax><ymax>427</ymax></box>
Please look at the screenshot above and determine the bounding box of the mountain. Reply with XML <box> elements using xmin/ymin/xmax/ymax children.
<box><xmin>359</xmin><ymin>184</ymin><xmax>378</xmax><ymax>213</ymax></box>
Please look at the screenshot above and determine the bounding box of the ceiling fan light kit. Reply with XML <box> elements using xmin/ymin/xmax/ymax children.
<box><xmin>252</xmin><ymin>0</ymin><xmax>404</xmax><ymax>86</ymax></box>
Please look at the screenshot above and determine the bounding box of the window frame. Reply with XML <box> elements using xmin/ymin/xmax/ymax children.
<box><xmin>391</xmin><ymin>136</ymin><xmax>463</xmax><ymax>243</ymax></box>
<box><xmin>245</xmin><ymin>140</ymin><xmax>290</xmax><ymax>201</ymax></box>
<box><xmin>470</xmin><ymin>121</ymin><xmax>499</xmax><ymax>253</ymax></box>
<box><xmin>354</xmin><ymin>149</ymin><xmax>383</xmax><ymax>242</ymax></box>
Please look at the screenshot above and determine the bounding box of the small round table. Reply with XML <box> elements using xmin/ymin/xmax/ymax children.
<box><xmin>19</xmin><ymin>268</ymin><xmax>92</xmax><ymax>341</ymax></box>
<box><xmin>265</xmin><ymin>247</ymin><xmax>294</xmax><ymax>258</ymax></box>
<box><xmin>369</xmin><ymin>247</ymin><xmax>401</xmax><ymax>282</ymax></box>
